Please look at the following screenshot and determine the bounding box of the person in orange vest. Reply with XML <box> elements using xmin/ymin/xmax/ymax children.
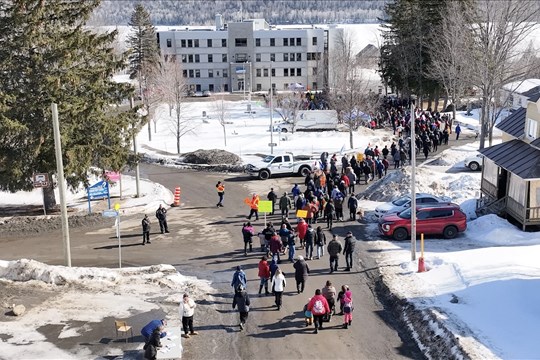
<box><xmin>247</xmin><ymin>193</ymin><xmax>260</xmax><ymax>221</ymax></box>
<box><xmin>216</xmin><ymin>181</ymin><xmax>225</xmax><ymax>207</ymax></box>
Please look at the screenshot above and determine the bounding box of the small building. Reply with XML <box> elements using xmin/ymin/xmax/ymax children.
<box><xmin>500</xmin><ymin>78</ymin><xmax>540</xmax><ymax>110</ymax></box>
<box><xmin>478</xmin><ymin>88</ymin><xmax>540</xmax><ymax>229</ymax></box>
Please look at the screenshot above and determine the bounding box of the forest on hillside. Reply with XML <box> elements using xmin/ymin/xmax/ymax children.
<box><xmin>89</xmin><ymin>0</ymin><xmax>386</xmax><ymax>26</ymax></box>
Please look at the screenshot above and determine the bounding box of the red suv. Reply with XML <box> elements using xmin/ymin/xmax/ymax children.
<box><xmin>378</xmin><ymin>203</ymin><xmax>467</xmax><ymax>240</ymax></box>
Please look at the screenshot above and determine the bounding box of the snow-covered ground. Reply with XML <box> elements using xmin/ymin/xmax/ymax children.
<box><xmin>1</xmin><ymin>97</ymin><xmax>538</xmax><ymax>359</ymax></box>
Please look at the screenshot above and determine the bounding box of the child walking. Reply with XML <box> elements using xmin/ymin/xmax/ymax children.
<box><xmin>343</xmin><ymin>289</ymin><xmax>353</xmax><ymax>329</ymax></box>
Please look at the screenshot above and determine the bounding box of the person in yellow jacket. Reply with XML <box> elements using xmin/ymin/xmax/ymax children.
<box><xmin>216</xmin><ymin>181</ymin><xmax>225</xmax><ymax>207</ymax></box>
<box><xmin>247</xmin><ymin>193</ymin><xmax>260</xmax><ymax>221</ymax></box>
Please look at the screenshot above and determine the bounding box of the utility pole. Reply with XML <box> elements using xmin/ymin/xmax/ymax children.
<box><xmin>270</xmin><ymin>61</ymin><xmax>274</xmax><ymax>154</ymax></box>
<box><xmin>410</xmin><ymin>101</ymin><xmax>417</xmax><ymax>261</ymax></box>
<box><xmin>130</xmin><ymin>97</ymin><xmax>141</xmax><ymax>197</ymax></box>
<box><xmin>51</xmin><ymin>103</ymin><xmax>72</xmax><ymax>267</ymax></box>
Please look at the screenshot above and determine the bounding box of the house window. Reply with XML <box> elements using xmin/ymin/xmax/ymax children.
<box><xmin>297</xmin><ymin>37</ymin><xmax>301</xmax><ymax>46</ymax></box>
<box><xmin>264</xmin><ymin>68</ymin><xmax>268</xmax><ymax>77</ymax></box>
<box><xmin>196</xmin><ymin>84</ymin><xmax>201</xmax><ymax>91</ymax></box>
<box><xmin>270</xmin><ymin>38</ymin><xmax>275</xmax><ymax>46</ymax></box>
<box><xmin>256</xmin><ymin>83</ymin><xmax>262</xmax><ymax>91</ymax></box>
<box><xmin>270</xmin><ymin>53</ymin><xmax>275</xmax><ymax>61</ymax></box>
<box><xmin>189</xmin><ymin>70</ymin><xmax>194</xmax><ymax>78</ymax></box>
<box><xmin>195</xmin><ymin>54</ymin><xmax>200</xmax><ymax>63</ymax></box>
<box><xmin>209</xmin><ymin>84</ymin><xmax>214</xmax><ymax>91</ymax></box>
<box><xmin>284</xmin><ymin>53</ymin><xmax>289</xmax><ymax>62</ymax></box>
<box><xmin>290</xmin><ymin>53</ymin><xmax>295</xmax><ymax>62</ymax></box>
<box><xmin>256</xmin><ymin>53</ymin><xmax>261</xmax><ymax>62</ymax></box>
<box><xmin>182</xmin><ymin>54</ymin><xmax>187</xmax><ymax>63</ymax></box>
<box><xmin>256</xmin><ymin>38</ymin><xmax>261</xmax><ymax>46</ymax></box>
<box><xmin>297</xmin><ymin>68</ymin><xmax>301</xmax><ymax>76</ymax></box>
<box><xmin>188</xmin><ymin>54</ymin><xmax>193</xmax><ymax>63</ymax></box>
<box><xmin>271</xmin><ymin>68</ymin><xmax>275</xmax><ymax>77</ymax></box>
<box><xmin>256</xmin><ymin>69</ymin><xmax>261</xmax><ymax>77</ymax></box>
<box><xmin>527</xmin><ymin>118</ymin><xmax>538</xmax><ymax>139</ymax></box>
<box><xmin>296</xmin><ymin>53</ymin><xmax>301</xmax><ymax>61</ymax></box>
<box><xmin>312</xmin><ymin>37</ymin><xmax>317</xmax><ymax>45</ymax></box>
<box><xmin>209</xmin><ymin>70</ymin><xmax>213</xmax><ymax>78</ymax></box>
<box><xmin>222</xmin><ymin>54</ymin><xmax>227</xmax><ymax>62</ymax></box>
<box><xmin>208</xmin><ymin>54</ymin><xmax>213</xmax><ymax>63</ymax></box>
<box><xmin>222</xmin><ymin>39</ymin><xmax>227</xmax><ymax>47</ymax></box>
<box><xmin>224</xmin><ymin>84</ymin><xmax>229</xmax><ymax>91</ymax></box>
<box><xmin>283</xmin><ymin>38</ymin><xmax>288</xmax><ymax>46</ymax></box>
<box><xmin>181</xmin><ymin>39</ymin><xmax>186</xmax><ymax>47</ymax></box>
<box><xmin>223</xmin><ymin>69</ymin><xmax>228</xmax><ymax>78</ymax></box>
<box><xmin>235</xmin><ymin>38</ymin><xmax>247</xmax><ymax>47</ymax></box>
<box><xmin>290</xmin><ymin>68</ymin><xmax>295</xmax><ymax>76</ymax></box>
<box><xmin>290</xmin><ymin>38</ymin><xmax>294</xmax><ymax>46</ymax></box>
<box><xmin>195</xmin><ymin>70</ymin><xmax>200</xmax><ymax>78</ymax></box>
<box><xmin>207</xmin><ymin>39</ymin><xmax>212</xmax><ymax>47</ymax></box>
<box><xmin>166</xmin><ymin>39</ymin><xmax>172</xmax><ymax>48</ymax></box>
<box><xmin>284</xmin><ymin>68</ymin><xmax>289</xmax><ymax>76</ymax></box>
<box><xmin>188</xmin><ymin>39</ymin><xmax>193</xmax><ymax>47</ymax></box>
<box><xmin>194</xmin><ymin>39</ymin><xmax>199</xmax><ymax>47</ymax></box>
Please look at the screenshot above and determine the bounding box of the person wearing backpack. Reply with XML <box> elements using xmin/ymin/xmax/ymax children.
<box><xmin>307</xmin><ymin>289</ymin><xmax>330</xmax><ymax>334</ymax></box>
<box><xmin>342</xmin><ymin>289</ymin><xmax>354</xmax><ymax>329</ymax></box>
<box><xmin>241</xmin><ymin>222</ymin><xmax>255</xmax><ymax>256</ymax></box>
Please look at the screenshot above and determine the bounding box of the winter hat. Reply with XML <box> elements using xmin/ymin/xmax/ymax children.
<box><xmin>236</xmin><ymin>265</ymin><xmax>242</xmax><ymax>271</ymax></box>
<box><xmin>297</xmin><ymin>255</ymin><xmax>304</xmax><ymax>261</ymax></box>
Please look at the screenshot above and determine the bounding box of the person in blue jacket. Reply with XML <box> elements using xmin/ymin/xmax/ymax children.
<box><xmin>141</xmin><ymin>319</ymin><xmax>167</xmax><ymax>342</ymax></box>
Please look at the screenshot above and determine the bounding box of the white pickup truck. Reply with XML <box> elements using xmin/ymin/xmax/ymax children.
<box><xmin>246</xmin><ymin>153</ymin><xmax>317</xmax><ymax>180</ymax></box>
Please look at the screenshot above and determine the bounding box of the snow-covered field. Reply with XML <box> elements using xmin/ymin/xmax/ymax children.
<box><xmin>1</xmin><ymin>97</ymin><xmax>538</xmax><ymax>359</ymax></box>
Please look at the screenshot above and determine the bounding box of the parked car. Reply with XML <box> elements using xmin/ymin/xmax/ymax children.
<box><xmin>202</xmin><ymin>90</ymin><xmax>212</xmax><ymax>97</ymax></box>
<box><xmin>378</xmin><ymin>203</ymin><xmax>467</xmax><ymax>241</ymax></box>
<box><xmin>245</xmin><ymin>152</ymin><xmax>317</xmax><ymax>180</ymax></box>
<box><xmin>464</xmin><ymin>154</ymin><xmax>483</xmax><ymax>171</ymax></box>
<box><xmin>374</xmin><ymin>193</ymin><xmax>445</xmax><ymax>218</ymax></box>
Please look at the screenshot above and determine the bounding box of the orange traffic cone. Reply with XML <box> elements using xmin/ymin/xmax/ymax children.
<box><xmin>418</xmin><ymin>257</ymin><xmax>426</xmax><ymax>273</ymax></box>
<box><xmin>172</xmin><ymin>187</ymin><xmax>181</xmax><ymax>207</ymax></box>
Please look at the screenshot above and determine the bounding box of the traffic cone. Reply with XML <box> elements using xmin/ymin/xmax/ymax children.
<box><xmin>172</xmin><ymin>187</ymin><xmax>181</xmax><ymax>207</ymax></box>
<box><xmin>418</xmin><ymin>257</ymin><xmax>426</xmax><ymax>273</ymax></box>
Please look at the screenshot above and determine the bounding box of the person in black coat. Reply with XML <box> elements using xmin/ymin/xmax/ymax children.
<box><xmin>343</xmin><ymin>231</ymin><xmax>356</xmax><ymax>271</ymax></box>
<box><xmin>142</xmin><ymin>214</ymin><xmax>151</xmax><ymax>245</ymax></box>
<box><xmin>232</xmin><ymin>285</ymin><xmax>251</xmax><ymax>330</ymax></box>
<box><xmin>144</xmin><ymin>326</ymin><xmax>163</xmax><ymax>360</ymax></box>
<box><xmin>293</xmin><ymin>255</ymin><xmax>310</xmax><ymax>294</ymax></box>
<box><xmin>155</xmin><ymin>204</ymin><xmax>169</xmax><ymax>234</ymax></box>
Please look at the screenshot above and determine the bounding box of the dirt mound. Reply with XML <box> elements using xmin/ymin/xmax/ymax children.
<box><xmin>0</xmin><ymin>213</ymin><xmax>110</xmax><ymax>236</ymax></box>
<box><xmin>182</xmin><ymin>149</ymin><xmax>241</xmax><ymax>165</ymax></box>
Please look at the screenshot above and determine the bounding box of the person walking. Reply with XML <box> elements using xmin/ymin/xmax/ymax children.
<box><xmin>258</xmin><ymin>255</ymin><xmax>271</xmax><ymax>296</ymax></box>
<box><xmin>337</xmin><ymin>285</ymin><xmax>349</xmax><ymax>315</ymax></box>
<box><xmin>347</xmin><ymin>193</ymin><xmax>359</xmax><ymax>221</ymax></box>
<box><xmin>307</xmin><ymin>289</ymin><xmax>330</xmax><ymax>334</ymax></box>
<box><xmin>342</xmin><ymin>288</ymin><xmax>354</xmax><ymax>329</ymax></box>
<box><xmin>155</xmin><ymin>204</ymin><xmax>169</xmax><ymax>234</ymax></box>
<box><xmin>291</xmin><ymin>184</ymin><xmax>301</xmax><ymax>209</ymax></box>
<box><xmin>232</xmin><ymin>284</ymin><xmax>251</xmax><ymax>330</ymax></box>
<box><xmin>455</xmin><ymin>123</ymin><xmax>462</xmax><ymax>140</ymax></box>
<box><xmin>142</xmin><ymin>214</ymin><xmax>151</xmax><ymax>245</ymax></box>
<box><xmin>324</xmin><ymin>199</ymin><xmax>335</xmax><ymax>230</ymax></box>
<box><xmin>287</xmin><ymin>232</ymin><xmax>296</xmax><ymax>262</ymax></box>
<box><xmin>267</xmin><ymin>187</ymin><xmax>278</xmax><ymax>215</ymax></box>
<box><xmin>315</xmin><ymin>226</ymin><xmax>326</xmax><ymax>259</ymax></box>
<box><xmin>179</xmin><ymin>293</ymin><xmax>199</xmax><ymax>338</ymax></box>
<box><xmin>321</xmin><ymin>280</ymin><xmax>337</xmax><ymax>316</ymax></box>
<box><xmin>296</xmin><ymin>218</ymin><xmax>308</xmax><ymax>249</ymax></box>
<box><xmin>271</xmin><ymin>268</ymin><xmax>286</xmax><ymax>310</ymax></box>
<box><xmin>241</xmin><ymin>222</ymin><xmax>255</xmax><ymax>255</ymax></box>
<box><xmin>216</xmin><ymin>181</ymin><xmax>225</xmax><ymax>207</ymax></box>
<box><xmin>293</xmin><ymin>255</ymin><xmax>310</xmax><ymax>294</ymax></box>
<box><xmin>269</xmin><ymin>231</ymin><xmax>283</xmax><ymax>263</ymax></box>
<box><xmin>304</xmin><ymin>224</ymin><xmax>315</xmax><ymax>260</ymax></box>
<box><xmin>231</xmin><ymin>265</ymin><xmax>247</xmax><ymax>291</ymax></box>
<box><xmin>279</xmin><ymin>192</ymin><xmax>292</xmax><ymax>219</ymax></box>
<box><xmin>247</xmin><ymin>193</ymin><xmax>260</xmax><ymax>221</ymax></box>
<box><xmin>327</xmin><ymin>234</ymin><xmax>342</xmax><ymax>273</ymax></box>
<box><xmin>343</xmin><ymin>231</ymin><xmax>356</xmax><ymax>271</ymax></box>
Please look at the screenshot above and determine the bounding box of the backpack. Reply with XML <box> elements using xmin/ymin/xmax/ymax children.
<box><xmin>313</xmin><ymin>299</ymin><xmax>324</xmax><ymax>314</ymax></box>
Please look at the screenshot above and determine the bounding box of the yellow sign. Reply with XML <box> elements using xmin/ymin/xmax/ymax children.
<box><xmin>114</xmin><ymin>203</ymin><xmax>120</xmax><ymax>211</ymax></box>
<box><xmin>296</xmin><ymin>210</ymin><xmax>308</xmax><ymax>218</ymax></box>
<box><xmin>258</xmin><ymin>200</ymin><xmax>273</xmax><ymax>213</ymax></box>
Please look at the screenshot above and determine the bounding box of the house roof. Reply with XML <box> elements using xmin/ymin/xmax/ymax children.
<box><xmin>531</xmin><ymin>138</ymin><xmax>540</xmax><ymax>150</ymax></box>
<box><xmin>479</xmin><ymin>139</ymin><xmax>540</xmax><ymax>180</ymax></box>
<box><xmin>521</xmin><ymin>86</ymin><xmax>540</xmax><ymax>101</ymax></box>
<box><xmin>503</xmin><ymin>79</ymin><xmax>540</xmax><ymax>94</ymax></box>
<box><xmin>496</xmin><ymin>107</ymin><xmax>526</xmax><ymax>138</ymax></box>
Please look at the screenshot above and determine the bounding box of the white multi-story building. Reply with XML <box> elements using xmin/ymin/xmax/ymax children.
<box><xmin>156</xmin><ymin>15</ymin><xmax>343</xmax><ymax>93</ymax></box>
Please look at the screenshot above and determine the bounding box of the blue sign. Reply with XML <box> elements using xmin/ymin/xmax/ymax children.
<box><xmin>88</xmin><ymin>181</ymin><xmax>109</xmax><ymax>200</ymax></box>
<box><xmin>102</xmin><ymin>210</ymin><xmax>119</xmax><ymax>218</ymax></box>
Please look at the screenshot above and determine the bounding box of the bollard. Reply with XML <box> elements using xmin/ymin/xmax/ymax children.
<box><xmin>418</xmin><ymin>257</ymin><xmax>426</xmax><ymax>273</ymax></box>
<box><xmin>172</xmin><ymin>186</ymin><xmax>181</xmax><ymax>207</ymax></box>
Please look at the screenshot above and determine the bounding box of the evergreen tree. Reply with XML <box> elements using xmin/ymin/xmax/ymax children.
<box><xmin>127</xmin><ymin>4</ymin><xmax>159</xmax><ymax>141</ymax></box>
<box><xmin>0</xmin><ymin>0</ymin><xmax>138</xmax><ymax>209</ymax></box>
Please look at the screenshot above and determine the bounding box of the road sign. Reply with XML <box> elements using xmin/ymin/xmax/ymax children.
<box><xmin>102</xmin><ymin>210</ymin><xmax>118</xmax><ymax>218</ymax></box>
<box><xmin>258</xmin><ymin>200</ymin><xmax>273</xmax><ymax>213</ymax></box>
<box><xmin>268</xmin><ymin>143</ymin><xmax>277</xmax><ymax>147</ymax></box>
<box><xmin>33</xmin><ymin>173</ymin><xmax>49</xmax><ymax>188</ymax></box>
<box><xmin>88</xmin><ymin>180</ymin><xmax>109</xmax><ymax>200</ymax></box>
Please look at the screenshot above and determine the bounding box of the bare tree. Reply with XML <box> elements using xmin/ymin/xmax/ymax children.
<box><xmin>213</xmin><ymin>92</ymin><xmax>229</xmax><ymax>146</ymax></box>
<box><xmin>274</xmin><ymin>92</ymin><xmax>304</xmax><ymax>133</ymax></box>
<box><xmin>466</xmin><ymin>0</ymin><xmax>540</xmax><ymax>148</ymax></box>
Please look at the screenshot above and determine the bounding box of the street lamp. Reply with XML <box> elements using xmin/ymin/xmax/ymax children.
<box><xmin>269</xmin><ymin>61</ymin><xmax>274</xmax><ymax>154</ymax></box>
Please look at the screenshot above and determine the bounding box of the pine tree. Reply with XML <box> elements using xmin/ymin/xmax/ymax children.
<box><xmin>127</xmin><ymin>4</ymin><xmax>160</xmax><ymax>141</ymax></box>
<box><xmin>0</xmin><ymin>0</ymin><xmax>139</xmax><ymax>210</ymax></box>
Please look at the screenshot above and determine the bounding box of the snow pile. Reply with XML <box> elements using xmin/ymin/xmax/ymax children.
<box><xmin>426</xmin><ymin>142</ymin><xmax>480</xmax><ymax>167</ymax></box>
<box><xmin>466</xmin><ymin>214</ymin><xmax>540</xmax><ymax>246</ymax></box>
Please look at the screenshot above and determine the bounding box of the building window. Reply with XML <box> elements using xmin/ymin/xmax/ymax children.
<box><xmin>195</xmin><ymin>70</ymin><xmax>200</xmax><ymax>78</ymax></box>
<box><xmin>222</xmin><ymin>39</ymin><xmax>227</xmax><ymax>47</ymax></box>
<box><xmin>188</xmin><ymin>54</ymin><xmax>193</xmax><ymax>63</ymax></box>
<box><xmin>312</xmin><ymin>37</ymin><xmax>317</xmax><ymax>45</ymax></box>
<box><xmin>283</xmin><ymin>38</ymin><xmax>288</xmax><ymax>46</ymax></box>
<box><xmin>290</xmin><ymin>37</ymin><xmax>294</xmax><ymax>46</ymax></box>
<box><xmin>256</xmin><ymin>84</ymin><xmax>262</xmax><ymax>91</ymax></box>
<box><xmin>223</xmin><ymin>69</ymin><xmax>228</xmax><ymax>78</ymax></box>
<box><xmin>182</xmin><ymin>54</ymin><xmax>187</xmax><ymax>63</ymax></box>
<box><xmin>209</xmin><ymin>70</ymin><xmax>213</xmax><ymax>78</ymax></box>
<box><xmin>194</xmin><ymin>39</ymin><xmax>199</xmax><ymax>47</ymax></box>
<box><xmin>297</xmin><ymin>37</ymin><xmax>301</xmax><ymax>46</ymax></box>
<box><xmin>290</xmin><ymin>68</ymin><xmax>295</xmax><ymax>76</ymax></box>
<box><xmin>224</xmin><ymin>84</ymin><xmax>229</xmax><ymax>91</ymax></box>
<box><xmin>284</xmin><ymin>68</ymin><xmax>289</xmax><ymax>76</ymax></box>
<box><xmin>166</xmin><ymin>39</ymin><xmax>172</xmax><ymax>47</ymax></box>
<box><xmin>207</xmin><ymin>39</ymin><xmax>212</xmax><ymax>47</ymax></box>
<box><xmin>313</xmin><ymin>67</ymin><xmax>317</xmax><ymax>75</ymax></box>
<box><xmin>270</xmin><ymin>38</ymin><xmax>275</xmax><ymax>46</ymax></box>
<box><xmin>208</xmin><ymin>54</ymin><xmax>213</xmax><ymax>63</ymax></box>
<box><xmin>312</xmin><ymin>82</ymin><xmax>317</xmax><ymax>90</ymax></box>
<box><xmin>284</xmin><ymin>53</ymin><xmax>289</xmax><ymax>62</ymax></box>
<box><xmin>196</xmin><ymin>84</ymin><xmax>201</xmax><ymax>91</ymax></box>
<box><xmin>256</xmin><ymin>38</ymin><xmax>261</xmax><ymax>46</ymax></box>
<box><xmin>290</xmin><ymin>53</ymin><xmax>295</xmax><ymax>62</ymax></box>
<box><xmin>182</xmin><ymin>70</ymin><xmax>187</xmax><ymax>78</ymax></box>
<box><xmin>270</xmin><ymin>53</ymin><xmax>275</xmax><ymax>61</ymax></box>
<box><xmin>188</xmin><ymin>39</ymin><xmax>193</xmax><ymax>47</ymax></box>
<box><xmin>222</xmin><ymin>54</ymin><xmax>227</xmax><ymax>62</ymax></box>
<box><xmin>189</xmin><ymin>69</ymin><xmax>194</xmax><ymax>78</ymax></box>
<box><xmin>195</xmin><ymin>54</ymin><xmax>200</xmax><ymax>63</ymax></box>
<box><xmin>209</xmin><ymin>84</ymin><xmax>214</xmax><ymax>91</ymax></box>
<box><xmin>284</xmin><ymin>83</ymin><xmax>289</xmax><ymax>90</ymax></box>
<box><xmin>271</xmin><ymin>68</ymin><xmax>275</xmax><ymax>77</ymax></box>
<box><xmin>527</xmin><ymin>118</ymin><xmax>538</xmax><ymax>139</ymax></box>
<box><xmin>256</xmin><ymin>69</ymin><xmax>261</xmax><ymax>77</ymax></box>
<box><xmin>296</xmin><ymin>53</ymin><xmax>301</xmax><ymax>61</ymax></box>
<box><xmin>264</xmin><ymin>68</ymin><xmax>268</xmax><ymax>77</ymax></box>
<box><xmin>256</xmin><ymin>53</ymin><xmax>261</xmax><ymax>62</ymax></box>
<box><xmin>181</xmin><ymin>39</ymin><xmax>186</xmax><ymax>47</ymax></box>
<box><xmin>297</xmin><ymin>68</ymin><xmax>301</xmax><ymax>76</ymax></box>
<box><xmin>235</xmin><ymin>38</ymin><xmax>247</xmax><ymax>47</ymax></box>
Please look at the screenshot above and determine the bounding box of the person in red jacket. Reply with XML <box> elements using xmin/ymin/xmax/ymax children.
<box><xmin>269</xmin><ymin>233</ymin><xmax>283</xmax><ymax>263</ymax></box>
<box><xmin>257</xmin><ymin>255</ymin><xmax>271</xmax><ymax>296</ymax></box>
<box><xmin>296</xmin><ymin>218</ymin><xmax>308</xmax><ymax>249</ymax></box>
<box><xmin>307</xmin><ymin>289</ymin><xmax>330</xmax><ymax>334</ymax></box>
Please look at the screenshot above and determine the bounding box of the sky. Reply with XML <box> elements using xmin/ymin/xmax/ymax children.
<box><xmin>1</xmin><ymin>77</ymin><xmax>538</xmax><ymax>359</ymax></box>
